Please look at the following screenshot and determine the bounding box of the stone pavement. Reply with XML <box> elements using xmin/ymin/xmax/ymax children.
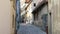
<box><xmin>17</xmin><ymin>23</ymin><xmax>46</xmax><ymax>34</ymax></box>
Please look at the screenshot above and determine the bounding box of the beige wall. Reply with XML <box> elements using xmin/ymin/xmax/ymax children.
<box><xmin>10</xmin><ymin>1</ymin><xmax>16</xmax><ymax>34</ymax></box>
<box><xmin>48</xmin><ymin>0</ymin><xmax>60</xmax><ymax>34</ymax></box>
<box><xmin>0</xmin><ymin>0</ymin><xmax>11</xmax><ymax>34</ymax></box>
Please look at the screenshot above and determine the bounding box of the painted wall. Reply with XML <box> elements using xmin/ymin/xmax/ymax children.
<box><xmin>0</xmin><ymin>0</ymin><xmax>11</xmax><ymax>34</ymax></box>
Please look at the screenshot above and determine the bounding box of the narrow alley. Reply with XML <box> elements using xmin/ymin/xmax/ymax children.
<box><xmin>11</xmin><ymin>0</ymin><xmax>48</xmax><ymax>34</ymax></box>
<box><xmin>16</xmin><ymin>0</ymin><xmax>48</xmax><ymax>34</ymax></box>
<box><xmin>1</xmin><ymin>0</ymin><xmax>60</xmax><ymax>34</ymax></box>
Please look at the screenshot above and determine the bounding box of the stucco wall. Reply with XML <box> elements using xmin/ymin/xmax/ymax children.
<box><xmin>48</xmin><ymin>0</ymin><xmax>60</xmax><ymax>34</ymax></box>
<box><xmin>34</xmin><ymin>4</ymin><xmax>48</xmax><ymax>27</ymax></box>
<box><xmin>0</xmin><ymin>0</ymin><xmax>11</xmax><ymax>34</ymax></box>
<box><xmin>38</xmin><ymin>4</ymin><xmax>48</xmax><ymax>25</ymax></box>
<box><xmin>10</xmin><ymin>1</ymin><xmax>16</xmax><ymax>34</ymax></box>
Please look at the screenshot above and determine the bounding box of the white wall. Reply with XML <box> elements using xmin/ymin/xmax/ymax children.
<box><xmin>0</xmin><ymin>0</ymin><xmax>11</xmax><ymax>34</ymax></box>
<box><xmin>31</xmin><ymin>0</ymin><xmax>43</xmax><ymax>11</ymax></box>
